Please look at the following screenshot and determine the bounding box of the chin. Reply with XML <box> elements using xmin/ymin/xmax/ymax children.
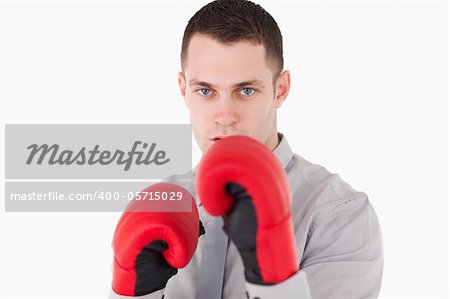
<box><xmin>199</xmin><ymin>141</ymin><xmax>213</xmax><ymax>153</ymax></box>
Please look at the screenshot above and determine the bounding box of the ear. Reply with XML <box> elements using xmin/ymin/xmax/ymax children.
<box><xmin>178</xmin><ymin>71</ymin><xmax>187</xmax><ymax>101</ymax></box>
<box><xmin>275</xmin><ymin>70</ymin><xmax>290</xmax><ymax>109</ymax></box>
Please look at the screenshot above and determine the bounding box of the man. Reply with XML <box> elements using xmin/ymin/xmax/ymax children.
<box><xmin>111</xmin><ymin>0</ymin><xmax>383</xmax><ymax>298</ymax></box>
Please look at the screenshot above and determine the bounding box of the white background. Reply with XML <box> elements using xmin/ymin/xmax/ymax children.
<box><xmin>0</xmin><ymin>0</ymin><xmax>448</xmax><ymax>298</ymax></box>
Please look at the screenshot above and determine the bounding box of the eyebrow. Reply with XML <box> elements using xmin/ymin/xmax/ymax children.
<box><xmin>188</xmin><ymin>79</ymin><xmax>265</xmax><ymax>89</ymax></box>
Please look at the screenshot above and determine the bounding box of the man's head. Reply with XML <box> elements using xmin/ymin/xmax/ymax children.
<box><xmin>178</xmin><ymin>0</ymin><xmax>290</xmax><ymax>152</ymax></box>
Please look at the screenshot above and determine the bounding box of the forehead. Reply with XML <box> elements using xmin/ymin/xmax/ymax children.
<box><xmin>184</xmin><ymin>34</ymin><xmax>273</xmax><ymax>85</ymax></box>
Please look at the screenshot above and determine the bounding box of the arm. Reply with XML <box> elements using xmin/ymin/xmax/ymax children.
<box><xmin>110</xmin><ymin>183</ymin><xmax>204</xmax><ymax>297</ymax></box>
<box><xmin>196</xmin><ymin>136</ymin><xmax>307</xmax><ymax>297</ymax></box>
<box><xmin>301</xmin><ymin>194</ymin><xmax>383</xmax><ymax>298</ymax></box>
<box><xmin>245</xmin><ymin>194</ymin><xmax>382</xmax><ymax>299</ymax></box>
<box><xmin>245</xmin><ymin>270</ymin><xmax>311</xmax><ymax>298</ymax></box>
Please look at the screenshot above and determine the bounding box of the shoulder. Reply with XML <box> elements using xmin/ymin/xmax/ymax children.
<box><xmin>288</xmin><ymin>155</ymin><xmax>383</xmax><ymax>298</ymax></box>
<box><xmin>287</xmin><ymin>155</ymin><xmax>382</xmax><ymax>266</ymax></box>
<box><xmin>288</xmin><ymin>153</ymin><xmax>367</xmax><ymax>208</ymax></box>
<box><xmin>288</xmin><ymin>153</ymin><xmax>379</xmax><ymax>245</ymax></box>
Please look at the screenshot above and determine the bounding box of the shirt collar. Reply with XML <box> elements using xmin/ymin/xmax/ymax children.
<box><xmin>273</xmin><ymin>133</ymin><xmax>294</xmax><ymax>170</ymax></box>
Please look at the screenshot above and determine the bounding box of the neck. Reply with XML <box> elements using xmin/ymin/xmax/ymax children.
<box><xmin>266</xmin><ymin>131</ymin><xmax>280</xmax><ymax>151</ymax></box>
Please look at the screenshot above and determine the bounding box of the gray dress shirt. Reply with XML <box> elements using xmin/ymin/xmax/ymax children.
<box><xmin>110</xmin><ymin>133</ymin><xmax>383</xmax><ymax>299</ymax></box>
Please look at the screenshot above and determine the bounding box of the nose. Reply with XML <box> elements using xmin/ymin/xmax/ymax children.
<box><xmin>213</xmin><ymin>97</ymin><xmax>238</xmax><ymax>127</ymax></box>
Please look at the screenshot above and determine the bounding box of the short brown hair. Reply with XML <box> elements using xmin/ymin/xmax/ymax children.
<box><xmin>181</xmin><ymin>0</ymin><xmax>284</xmax><ymax>77</ymax></box>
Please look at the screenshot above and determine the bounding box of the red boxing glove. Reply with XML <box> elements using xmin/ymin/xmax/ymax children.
<box><xmin>112</xmin><ymin>182</ymin><xmax>202</xmax><ymax>296</ymax></box>
<box><xmin>196</xmin><ymin>135</ymin><xmax>298</xmax><ymax>284</ymax></box>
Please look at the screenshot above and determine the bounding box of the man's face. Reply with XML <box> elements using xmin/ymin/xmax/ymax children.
<box><xmin>178</xmin><ymin>34</ymin><xmax>290</xmax><ymax>153</ymax></box>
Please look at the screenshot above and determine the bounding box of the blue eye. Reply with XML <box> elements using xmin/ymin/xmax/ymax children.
<box><xmin>197</xmin><ymin>88</ymin><xmax>212</xmax><ymax>96</ymax></box>
<box><xmin>240</xmin><ymin>88</ymin><xmax>255</xmax><ymax>96</ymax></box>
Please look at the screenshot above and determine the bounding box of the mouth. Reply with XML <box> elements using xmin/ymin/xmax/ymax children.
<box><xmin>210</xmin><ymin>136</ymin><xmax>226</xmax><ymax>142</ymax></box>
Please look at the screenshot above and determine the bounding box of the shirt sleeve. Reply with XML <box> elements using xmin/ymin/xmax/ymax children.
<box><xmin>109</xmin><ymin>288</ymin><xmax>165</xmax><ymax>299</ymax></box>
<box><xmin>301</xmin><ymin>193</ymin><xmax>384</xmax><ymax>299</ymax></box>
<box><xmin>245</xmin><ymin>270</ymin><xmax>312</xmax><ymax>299</ymax></box>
